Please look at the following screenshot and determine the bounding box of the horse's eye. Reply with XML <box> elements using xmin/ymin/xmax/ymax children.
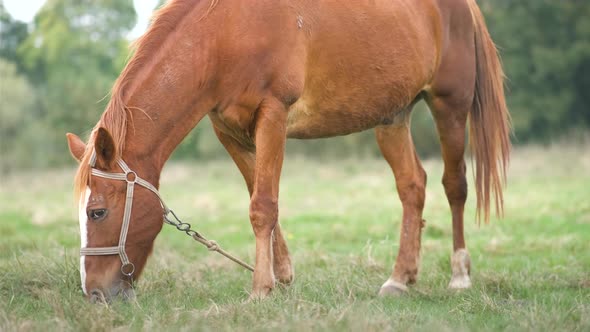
<box><xmin>88</xmin><ymin>209</ymin><xmax>108</xmax><ymax>221</ymax></box>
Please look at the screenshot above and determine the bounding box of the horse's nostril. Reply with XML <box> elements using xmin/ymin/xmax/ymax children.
<box><xmin>89</xmin><ymin>289</ymin><xmax>107</xmax><ymax>304</ymax></box>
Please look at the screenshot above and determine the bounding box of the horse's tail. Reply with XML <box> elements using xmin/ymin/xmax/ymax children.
<box><xmin>466</xmin><ymin>0</ymin><xmax>511</xmax><ymax>224</ymax></box>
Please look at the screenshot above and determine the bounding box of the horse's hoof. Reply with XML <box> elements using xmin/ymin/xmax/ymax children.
<box><xmin>378</xmin><ymin>279</ymin><xmax>408</xmax><ymax>297</ymax></box>
<box><xmin>247</xmin><ymin>287</ymin><xmax>273</xmax><ymax>302</ymax></box>
<box><xmin>448</xmin><ymin>275</ymin><xmax>472</xmax><ymax>289</ymax></box>
<box><xmin>448</xmin><ymin>248</ymin><xmax>472</xmax><ymax>290</ymax></box>
<box><xmin>275</xmin><ymin>265</ymin><xmax>294</xmax><ymax>286</ymax></box>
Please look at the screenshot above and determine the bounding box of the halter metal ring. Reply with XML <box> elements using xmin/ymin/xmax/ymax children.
<box><xmin>121</xmin><ymin>262</ymin><xmax>135</xmax><ymax>277</ymax></box>
<box><xmin>125</xmin><ymin>171</ymin><xmax>137</xmax><ymax>184</ymax></box>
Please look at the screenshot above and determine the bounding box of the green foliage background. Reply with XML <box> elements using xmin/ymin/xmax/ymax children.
<box><xmin>1</xmin><ymin>0</ymin><xmax>589</xmax><ymax>172</ymax></box>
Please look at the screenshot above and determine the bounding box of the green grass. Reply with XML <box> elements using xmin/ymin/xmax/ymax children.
<box><xmin>1</xmin><ymin>144</ymin><xmax>589</xmax><ymax>331</ymax></box>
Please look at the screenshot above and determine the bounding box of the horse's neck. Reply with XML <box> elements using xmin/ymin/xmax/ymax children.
<box><xmin>122</xmin><ymin>88</ymin><xmax>213</xmax><ymax>172</ymax></box>
<box><xmin>119</xmin><ymin>31</ymin><xmax>216</xmax><ymax>180</ymax></box>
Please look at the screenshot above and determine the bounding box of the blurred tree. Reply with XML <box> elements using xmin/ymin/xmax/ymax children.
<box><xmin>15</xmin><ymin>0</ymin><xmax>136</xmax><ymax>167</ymax></box>
<box><xmin>482</xmin><ymin>0</ymin><xmax>590</xmax><ymax>141</ymax></box>
<box><xmin>157</xmin><ymin>0</ymin><xmax>168</xmax><ymax>8</ymax></box>
<box><xmin>20</xmin><ymin>0</ymin><xmax>136</xmax><ymax>73</ymax></box>
<box><xmin>0</xmin><ymin>59</ymin><xmax>41</xmax><ymax>172</ymax></box>
<box><xmin>0</xmin><ymin>3</ymin><xmax>29</xmax><ymax>72</ymax></box>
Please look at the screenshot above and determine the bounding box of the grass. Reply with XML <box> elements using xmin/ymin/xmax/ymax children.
<box><xmin>1</xmin><ymin>143</ymin><xmax>589</xmax><ymax>331</ymax></box>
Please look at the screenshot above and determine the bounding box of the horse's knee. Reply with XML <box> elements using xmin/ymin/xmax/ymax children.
<box><xmin>419</xmin><ymin>165</ymin><xmax>427</xmax><ymax>188</ymax></box>
<box><xmin>401</xmin><ymin>160</ymin><xmax>427</xmax><ymax>206</ymax></box>
<box><xmin>397</xmin><ymin>179</ymin><xmax>426</xmax><ymax>209</ymax></box>
<box><xmin>249</xmin><ymin>195</ymin><xmax>278</xmax><ymax>235</ymax></box>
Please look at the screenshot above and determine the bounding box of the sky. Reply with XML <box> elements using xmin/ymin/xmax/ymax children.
<box><xmin>2</xmin><ymin>0</ymin><xmax>160</xmax><ymax>39</ymax></box>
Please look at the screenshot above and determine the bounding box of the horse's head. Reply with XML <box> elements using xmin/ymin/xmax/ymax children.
<box><xmin>67</xmin><ymin>128</ymin><xmax>164</xmax><ymax>303</ymax></box>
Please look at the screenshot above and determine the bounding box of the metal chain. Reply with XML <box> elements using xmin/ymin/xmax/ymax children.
<box><xmin>163</xmin><ymin>209</ymin><xmax>255</xmax><ymax>272</ymax></box>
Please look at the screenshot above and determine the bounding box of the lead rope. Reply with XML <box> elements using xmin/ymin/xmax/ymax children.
<box><xmin>163</xmin><ymin>209</ymin><xmax>255</xmax><ymax>272</ymax></box>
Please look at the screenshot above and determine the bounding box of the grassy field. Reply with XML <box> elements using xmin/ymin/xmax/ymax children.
<box><xmin>1</xmin><ymin>144</ymin><xmax>589</xmax><ymax>331</ymax></box>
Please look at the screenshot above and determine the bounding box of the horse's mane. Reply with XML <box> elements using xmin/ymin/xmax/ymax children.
<box><xmin>74</xmin><ymin>0</ymin><xmax>216</xmax><ymax>200</ymax></box>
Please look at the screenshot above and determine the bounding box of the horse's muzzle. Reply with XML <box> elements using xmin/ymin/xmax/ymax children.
<box><xmin>88</xmin><ymin>284</ymin><xmax>136</xmax><ymax>304</ymax></box>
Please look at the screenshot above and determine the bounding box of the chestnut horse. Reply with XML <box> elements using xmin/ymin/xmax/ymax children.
<box><xmin>67</xmin><ymin>0</ymin><xmax>510</xmax><ymax>301</ymax></box>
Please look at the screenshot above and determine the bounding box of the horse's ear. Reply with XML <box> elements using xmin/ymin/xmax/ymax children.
<box><xmin>94</xmin><ymin>127</ymin><xmax>117</xmax><ymax>169</ymax></box>
<box><xmin>66</xmin><ymin>133</ymin><xmax>86</xmax><ymax>162</ymax></box>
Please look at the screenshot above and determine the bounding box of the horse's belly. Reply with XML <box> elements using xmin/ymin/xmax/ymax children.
<box><xmin>286</xmin><ymin>96</ymin><xmax>408</xmax><ymax>139</ymax></box>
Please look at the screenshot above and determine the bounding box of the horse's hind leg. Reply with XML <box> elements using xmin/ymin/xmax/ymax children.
<box><xmin>212</xmin><ymin>124</ymin><xmax>294</xmax><ymax>286</ymax></box>
<box><xmin>375</xmin><ymin>113</ymin><xmax>427</xmax><ymax>296</ymax></box>
<box><xmin>424</xmin><ymin>0</ymin><xmax>477</xmax><ymax>290</ymax></box>
<box><xmin>426</xmin><ymin>93</ymin><xmax>473</xmax><ymax>290</ymax></box>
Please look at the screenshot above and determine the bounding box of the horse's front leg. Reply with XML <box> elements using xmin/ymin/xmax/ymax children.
<box><xmin>212</xmin><ymin>123</ymin><xmax>293</xmax><ymax>285</ymax></box>
<box><xmin>248</xmin><ymin>98</ymin><xmax>288</xmax><ymax>299</ymax></box>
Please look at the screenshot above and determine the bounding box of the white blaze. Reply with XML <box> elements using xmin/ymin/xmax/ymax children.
<box><xmin>78</xmin><ymin>187</ymin><xmax>91</xmax><ymax>295</ymax></box>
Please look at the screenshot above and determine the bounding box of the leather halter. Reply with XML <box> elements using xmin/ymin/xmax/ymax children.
<box><xmin>79</xmin><ymin>152</ymin><xmax>167</xmax><ymax>277</ymax></box>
